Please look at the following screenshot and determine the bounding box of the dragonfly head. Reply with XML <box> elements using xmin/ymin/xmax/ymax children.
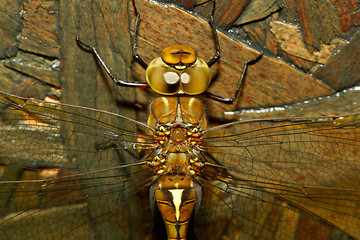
<box><xmin>146</xmin><ymin>45</ymin><xmax>211</xmax><ymax>95</ymax></box>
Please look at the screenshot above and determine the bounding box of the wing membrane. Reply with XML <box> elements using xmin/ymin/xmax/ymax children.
<box><xmin>0</xmin><ymin>91</ymin><xmax>156</xmax><ymax>239</ymax></box>
<box><xmin>198</xmin><ymin>115</ymin><xmax>360</xmax><ymax>239</ymax></box>
<box><xmin>1</xmin><ymin>90</ymin><xmax>360</xmax><ymax>239</ymax></box>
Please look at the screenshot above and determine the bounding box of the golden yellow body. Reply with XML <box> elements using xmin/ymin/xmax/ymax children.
<box><xmin>148</xmin><ymin>96</ymin><xmax>206</xmax><ymax>240</ymax></box>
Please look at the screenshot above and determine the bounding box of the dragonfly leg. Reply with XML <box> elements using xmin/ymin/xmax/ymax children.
<box><xmin>204</xmin><ymin>52</ymin><xmax>263</xmax><ymax>104</ymax></box>
<box><xmin>206</xmin><ymin>0</ymin><xmax>221</xmax><ymax>68</ymax></box>
<box><xmin>131</xmin><ymin>0</ymin><xmax>148</xmax><ymax>69</ymax></box>
<box><xmin>76</xmin><ymin>36</ymin><xmax>149</xmax><ymax>88</ymax></box>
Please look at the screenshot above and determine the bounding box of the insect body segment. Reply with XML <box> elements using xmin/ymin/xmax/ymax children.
<box><xmin>148</xmin><ymin>96</ymin><xmax>206</xmax><ymax>177</ymax></box>
<box><xmin>146</xmin><ymin>45</ymin><xmax>211</xmax><ymax>95</ymax></box>
<box><xmin>145</xmin><ymin>96</ymin><xmax>206</xmax><ymax>239</ymax></box>
<box><xmin>155</xmin><ymin>175</ymin><xmax>197</xmax><ymax>240</ymax></box>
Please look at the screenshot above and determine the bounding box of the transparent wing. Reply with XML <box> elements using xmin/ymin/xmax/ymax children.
<box><xmin>197</xmin><ymin>115</ymin><xmax>360</xmax><ymax>239</ymax></box>
<box><xmin>2</xmin><ymin>90</ymin><xmax>360</xmax><ymax>240</ymax></box>
<box><xmin>0</xmin><ymin>91</ymin><xmax>157</xmax><ymax>240</ymax></box>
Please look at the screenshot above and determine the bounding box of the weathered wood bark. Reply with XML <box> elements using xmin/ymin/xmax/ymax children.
<box><xmin>0</xmin><ymin>0</ymin><xmax>360</xmax><ymax>239</ymax></box>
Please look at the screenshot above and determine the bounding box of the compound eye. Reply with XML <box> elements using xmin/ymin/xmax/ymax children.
<box><xmin>146</xmin><ymin>57</ymin><xmax>181</xmax><ymax>95</ymax></box>
<box><xmin>181</xmin><ymin>58</ymin><xmax>211</xmax><ymax>95</ymax></box>
<box><xmin>146</xmin><ymin>45</ymin><xmax>211</xmax><ymax>95</ymax></box>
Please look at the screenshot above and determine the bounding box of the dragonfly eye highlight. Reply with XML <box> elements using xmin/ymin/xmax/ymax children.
<box><xmin>163</xmin><ymin>72</ymin><xmax>180</xmax><ymax>84</ymax></box>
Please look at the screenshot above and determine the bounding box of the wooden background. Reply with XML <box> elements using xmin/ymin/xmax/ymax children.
<box><xmin>0</xmin><ymin>0</ymin><xmax>359</xmax><ymax>122</ymax></box>
<box><xmin>0</xmin><ymin>1</ymin><xmax>360</xmax><ymax>239</ymax></box>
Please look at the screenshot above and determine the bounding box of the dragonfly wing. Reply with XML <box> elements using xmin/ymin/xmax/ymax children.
<box><xmin>198</xmin><ymin>115</ymin><xmax>360</xmax><ymax>239</ymax></box>
<box><xmin>0</xmin><ymin>91</ymin><xmax>156</xmax><ymax>239</ymax></box>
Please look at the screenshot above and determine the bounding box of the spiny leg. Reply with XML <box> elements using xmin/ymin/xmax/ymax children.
<box><xmin>207</xmin><ymin>0</ymin><xmax>221</xmax><ymax>67</ymax></box>
<box><xmin>203</xmin><ymin>0</ymin><xmax>263</xmax><ymax>104</ymax></box>
<box><xmin>205</xmin><ymin>52</ymin><xmax>263</xmax><ymax>104</ymax></box>
<box><xmin>131</xmin><ymin>0</ymin><xmax>148</xmax><ymax>69</ymax></box>
<box><xmin>76</xmin><ymin>37</ymin><xmax>149</xmax><ymax>88</ymax></box>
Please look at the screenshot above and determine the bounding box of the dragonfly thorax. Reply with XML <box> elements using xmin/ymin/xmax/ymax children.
<box><xmin>148</xmin><ymin>96</ymin><xmax>207</xmax><ymax>129</ymax></box>
<box><xmin>148</xmin><ymin>96</ymin><xmax>206</xmax><ymax>176</ymax></box>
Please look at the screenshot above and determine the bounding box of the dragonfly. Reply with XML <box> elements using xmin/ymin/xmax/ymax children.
<box><xmin>1</xmin><ymin>0</ymin><xmax>360</xmax><ymax>240</ymax></box>
<box><xmin>1</xmin><ymin>92</ymin><xmax>360</xmax><ymax>240</ymax></box>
